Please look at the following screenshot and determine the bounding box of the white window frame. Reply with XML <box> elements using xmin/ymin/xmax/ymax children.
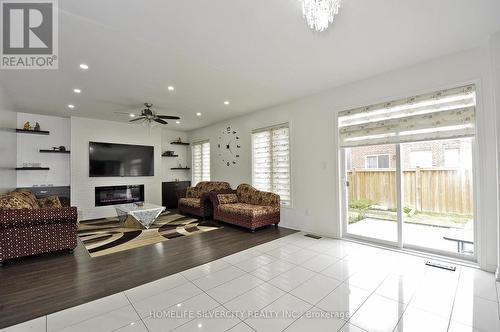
<box><xmin>192</xmin><ymin>140</ymin><xmax>210</xmax><ymax>185</ymax></box>
<box><xmin>251</xmin><ymin>123</ymin><xmax>292</xmax><ymax>207</ymax></box>
<box><xmin>364</xmin><ymin>154</ymin><xmax>390</xmax><ymax>169</ymax></box>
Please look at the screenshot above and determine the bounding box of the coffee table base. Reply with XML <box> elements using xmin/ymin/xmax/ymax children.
<box><xmin>115</xmin><ymin>203</ymin><xmax>166</xmax><ymax>229</ymax></box>
<box><xmin>123</xmin><ymin>215</ymin><xmax>149</xmax><ymax>229</ymax></box>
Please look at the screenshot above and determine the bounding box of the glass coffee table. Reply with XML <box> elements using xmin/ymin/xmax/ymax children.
<box><xmin>115</xmin><ymin>203</ymin><xmax>166</xmax><ymax>229</ymax></box>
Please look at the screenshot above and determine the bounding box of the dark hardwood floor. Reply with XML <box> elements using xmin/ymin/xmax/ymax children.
<box><xmin>0</xmin><ymin>223</ymin><xmax>297</xmax><ymax>328</ymax></box>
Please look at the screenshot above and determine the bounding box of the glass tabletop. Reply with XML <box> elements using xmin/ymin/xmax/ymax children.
<box><xmin>115</xmin><ymin>203</ymin><xmax>164</xmax><ymax>213</ymax></box>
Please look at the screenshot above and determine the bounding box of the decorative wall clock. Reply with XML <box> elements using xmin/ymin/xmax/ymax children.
<box><xmin>218</xmin><ymin>126</ymin><xmax>241</xmax><ymax>166</ymax></box>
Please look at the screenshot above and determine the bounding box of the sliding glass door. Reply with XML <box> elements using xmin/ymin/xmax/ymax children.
<box><xmin>345</xmin><ymin>144</ymin><xmax>398</xmax><ymax>244</ymax></box>
<box><xmin>339</xmin><ymin>84</ymin><xmax>477</xmax><ymax>260</ymax></box>
<box><xmin>401</xmin><ymin>138</ymin><xmax>475</xmax><ymax>256</ymax></box>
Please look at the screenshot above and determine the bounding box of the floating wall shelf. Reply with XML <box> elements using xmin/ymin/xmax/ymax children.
<box><xmin>162</xmin><ymin>155</ymin><xmax>179</xmax><ymax>158</ymax></box>
<box><xmin>15</xmin><ymin>167</ymin><xmax>50</xmax><ymax>170</ymax></box>
<box><xmin>170</xmin><ymin>141</ymin><xmax>190</xmax><ymax>146</ymax></box>
<box><xmin>171</xmin><ymin>167</ymin><xmax>190</xmax><ymax>170</ymax></box>
<box><xmin>16</xmin><ymin>129</ymin><xmax>49</xmax><ymax>135</ymax></box>
<box><xmin>40</xmin><ymin>149</ymin><xmax>70</xmax><ymax>154</ymax></box>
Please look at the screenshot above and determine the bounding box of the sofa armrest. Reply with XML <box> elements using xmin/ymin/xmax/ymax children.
<box><xmin>59</xmin><ymin>197</ymin><xmax>70</xmax><ymax>207</ymax></box>
<box><xmin>268</xmin><ymin>193</ymin><xmax>281</xmax><ymax>208</ymax></box>
<box><xmin>0</xmin><ymin>207</ymin><xmax>78</xmax><ymax>230</ymax></box>
<box><xmin>256</xmin><ymin>191</ymin><xmax>280</xmax><ymax>208</ymax></box>
<box><xmin>200</xmin><ymin>192</ymin><xmax>210</xmax><ymax>202</ymax></box>
<box><xmin>176</xmin><ymin>187</ymin><xmax>188</xmax><ymax>200</ymax></box>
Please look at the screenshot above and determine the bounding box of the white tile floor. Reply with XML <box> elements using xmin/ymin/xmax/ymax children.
<box><xmin>3</xmin><ymin>232</ymin><xmax>500</xmax><ymax>332</ymax></box>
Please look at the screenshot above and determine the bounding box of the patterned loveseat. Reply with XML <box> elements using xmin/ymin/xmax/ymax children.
<box><xmin>177</xmin><ymin>181</ymin><xmax>231</xmax><ymax>218</ymax></box>
<box><xmin>0</xmin><ymin>189</ymin><xmax>77</xmax><ymax>265</ymax></box>
<box><xmin>210</xmin><ymin>184</ymin><xmax>280</xmax><ymax>231</ymax></box>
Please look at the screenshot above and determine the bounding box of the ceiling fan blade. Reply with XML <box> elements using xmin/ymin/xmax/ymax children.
<box><xmin>154</xmin><ymin>118</ymin><xmax>168</xmax><ymax>125</ymax></box>
<box><xmin>157</xmin><ymin>115</ymin><xmax>181</xmax><ymax>120</ymax></box>
<box><xmin>115</xmin><ymin>112</ymin><xmax>139</xmax><ymax>117</ymax></box>
<box><xmin>129</xmin><ymin>116</ymin><xmax>145</xmax><ymax>122</ymax></box>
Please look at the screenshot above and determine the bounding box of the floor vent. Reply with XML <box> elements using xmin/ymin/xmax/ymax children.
<box><xmin>304</xmin><ymin>234</ymin><xmax>322</xmax><ymax>240</ymax></box>
<box><xmin>425</xmin><ymin>261</ymin><xmax>456</xmax><ymax>271</ymax></box>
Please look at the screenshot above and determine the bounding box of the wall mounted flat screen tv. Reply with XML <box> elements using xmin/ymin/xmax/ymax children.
<box><xmin>89</xmin><ymin>142</ymin><xmax>154</xmax><ymax>177</ymax></box>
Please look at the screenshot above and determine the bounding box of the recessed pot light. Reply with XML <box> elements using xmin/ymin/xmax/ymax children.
<box><xmin>73</xmin><ymin>88</ymin><xmax>81</xmax><ymax>94</ymax></box>
<box><xmin>224</xmin><ymin>100</ymin><xmax>230</xmax><ymax>105</ymax></box>
<box><xmin>68</xmin><ymin>104</ymin><xmax>75</xmax><ymax>109</ymax></box>
<box><xmin>129</xmin><ymin>114</ymin><xmax>135</xmax><ymax>118</ymax></box>
<box><xmin>176</xmin><ymin>120</ymin><xmax>180</xmax><ymax>124</ymax></box>
<box><xmin>167</xmin><ymin>86</ymin><xmax>175</xmax><ymax>91</ymax></box>
<box><xmin>196</xmin><ymin>112</ymin><xmax>202</xmax><ymax>116</ymax></box>
<box><xmin>79</xmin><ymin>63</ymin><xmax>89</xmax><ymax>70</ymax></box>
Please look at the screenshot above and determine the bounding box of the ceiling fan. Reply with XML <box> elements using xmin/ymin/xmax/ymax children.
<box><xmin>115</xmin><ymin>103</ymin><xmax>180</xmax><ymax>125</ymax></box>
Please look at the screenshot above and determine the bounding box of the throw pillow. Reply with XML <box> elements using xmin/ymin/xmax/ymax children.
<box><xmin>13</xmin><ymin>189</ymin><xmax>40</xmax><ymax>209</ymax></box>
<box><xmin>217</xmin><ymin>193</ymin><xmax>238</xmax><ymax>204</ymax></box>
<box><xmin>38</xmin><ymin>196</ymin><xmax>62</xmax><ymax>208</ymax></box>
<box><xmin>0</xmin><ymin>194</ymin><xmax>33</xmax><ymax>209</ymax></box>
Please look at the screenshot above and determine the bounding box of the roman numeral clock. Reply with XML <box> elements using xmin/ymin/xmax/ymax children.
<box><xmin>218</xmin><ymin>126</ymin><xmax>241</xmax><ymax>166</ymax></box>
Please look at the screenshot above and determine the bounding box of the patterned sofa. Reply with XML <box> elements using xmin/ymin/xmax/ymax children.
<box><xmin>177</xmin><ymin>181</ymin><xmax>231</xmax><ymax>218</ymax></box>
<box><xmin>210</xmin><ymin>184</ymin><xmax>280</xmax><ymax>231</ymax></box>
<box><xmin>0</xmin><ymin>189</ymin><xmax>77</xmax><ymax>265</ymax></box>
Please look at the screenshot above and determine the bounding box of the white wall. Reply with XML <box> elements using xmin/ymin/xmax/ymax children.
<box><xmin>0</xmin><ymin>84</ymin><xmax>16</xmax><ymax>194</ymax></box>
<box><xmin>71</xmin><ymin>116</ymin><xmax>188</xmax><ymax>220</ymax></box>
<box><xmin>161</xmin><ymin>130</ymin><xmax>190</xmax><ymax>182</ymax></box>
<box><xmin>16</xmin><ymin>113</ymin><xmax>70</xmax><ymax>187</ymax></box>
<box><xmin>491</xmin><ymin>31</ymin><xmax>500</xmax><ymax>279</ymax></box>
<box><xmin>189</xmin><ymin>46</ymin><xmax>498</xmax><ymax>272</ymax></box>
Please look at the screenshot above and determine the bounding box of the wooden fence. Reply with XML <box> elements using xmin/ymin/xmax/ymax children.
<box><xmin>347</xmin><ymin>168</ymin><xmax>473</xmax><ymax>215</ymax></box>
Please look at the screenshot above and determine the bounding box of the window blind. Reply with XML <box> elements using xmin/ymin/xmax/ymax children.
<box><xmin>192</xmin><ymin>141</ymin><xmax>210</xmax><ymax>185</ymax></box>
<box><xmin>252</xmin><ymin>124</ymin><xmax>291</xmax><ymax>206</ymax></box>
<box><xmin>338</xmin><ymin>85</ymin><xmax>476</xmax><ymax>147</ymax></box>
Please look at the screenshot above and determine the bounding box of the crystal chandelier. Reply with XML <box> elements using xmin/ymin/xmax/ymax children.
<box><xmin>299</xmin><ymin>0</ymin><xmax>342</xmax><ymax>32</ymax></box>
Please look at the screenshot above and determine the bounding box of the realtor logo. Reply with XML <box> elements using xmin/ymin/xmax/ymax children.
<box><xmin>1</xmin><ymin>0</ymin><xmax>58</xmax><ymax>69</ymax></box>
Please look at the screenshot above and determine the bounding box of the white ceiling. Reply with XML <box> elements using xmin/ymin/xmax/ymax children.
<box><xmin>1</xmin><ymin>0</ymin><xmax>500</xmax><ymax>131</ymax></box>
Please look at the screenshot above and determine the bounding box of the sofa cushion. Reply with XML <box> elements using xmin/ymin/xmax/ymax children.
<box><xmin>38</xmin><ymin>196</ymin><xmax>62</xmax><ymax>209</ymax></box>
<box><xmin>217</xmin><ymin>193</ymin><xmax>238</xmax><ymax>204</ymax></box>
<box><xmin>0</xmin><ymin>194</ymin><xmax>34</xmax><ymax>209</ymax></box>
<box><xmin>218</xmin><ymin>203</ymin><xmax>279</xmax><ymax>218</ymax></box>
<box><xmin>179</xmin><ymin>197</ymin><xmax>201</xmax><ymax>208</ymax></box>
<box><xmin>12</xmin><ymin>189</ymin><xmax>40</xmax><ymax>209</ymax></box>
<box><xmin>236</xmin><ymin>184</ymin><xmax>280</xmax><ymax>207</ymax></box>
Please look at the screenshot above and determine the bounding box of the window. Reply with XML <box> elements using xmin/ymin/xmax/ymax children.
<box><xmin>192</xmin><ymin>141</ymin><xmax>210</xmax><ymax>185</ymax></box>
<box><xmin>365</xmin><ymin>154</ymin><xmax>390</xmax><ymax>169</ymax></box>
<box><xmin>252</xmin><ymin>124</ymin><xmax>291</xmax><ymax>207</ymax></box>
<box><xmin>410</xmin><ymin>150</ymin><xmax>432</xmax><ymax>168</ymax></box>
<box><xmin>444</xmin><ymin>148</ymin><xmax>460</xmax><ymax>167</ymax></box>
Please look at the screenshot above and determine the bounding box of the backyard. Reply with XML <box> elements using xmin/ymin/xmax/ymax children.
<box><xmin>349</xmin><ymin>205</ymin><xmax>472</xmax><ymax>228</ymax></box>
<box><xmin>346</xmin><ymin>167</ymin><xmax>474</xmax><ymax>254</ymax></box>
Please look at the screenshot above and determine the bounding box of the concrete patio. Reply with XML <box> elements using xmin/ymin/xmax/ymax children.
<box><xmin>347</xmin><ymin>217</ymin><xmax>474</xmax><ymax>255</ymax></box>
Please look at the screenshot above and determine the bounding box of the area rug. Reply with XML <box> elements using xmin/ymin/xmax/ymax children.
<box><xmin>77</xmin><ymin>212</ymin><xmax>222</xmax><ymax>258</ymax></box>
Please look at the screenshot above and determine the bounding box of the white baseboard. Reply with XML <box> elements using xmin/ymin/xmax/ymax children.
<box><xmin>278</xmin><ymin>221</ymin><xmax>339</xmax><ymax>239</ymax></box>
